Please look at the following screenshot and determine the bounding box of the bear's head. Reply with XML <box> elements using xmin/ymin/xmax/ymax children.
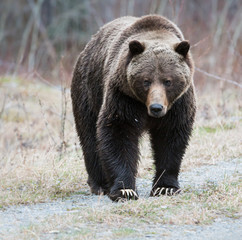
<box><xmin>127</xmin><ymin>40</ymin><xmax>193</xmax><ymax>118</ymax></box>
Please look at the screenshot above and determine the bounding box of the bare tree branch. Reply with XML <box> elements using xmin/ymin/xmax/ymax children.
<box><xmin>195</xmin><ymin>67</ymin><xmax>242</xmax><ymax>88</ymax></box>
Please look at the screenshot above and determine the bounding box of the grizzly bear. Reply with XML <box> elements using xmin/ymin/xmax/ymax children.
<box><xmin>71</xmin><ymin>15</ymin><xmax>196</xmax><ymax>201</ymax></box>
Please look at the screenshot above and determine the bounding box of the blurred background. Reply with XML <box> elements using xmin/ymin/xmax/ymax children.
<box><xmin>0</xmin><ymin>0</ymin><xmax>241</xmax><ymax>89</ymax></box>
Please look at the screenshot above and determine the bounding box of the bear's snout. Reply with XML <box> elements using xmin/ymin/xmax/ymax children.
<box><xmin>148</xmin><ymin>103</ymin><xmax>166</xmax><ymax>118</ymax></box>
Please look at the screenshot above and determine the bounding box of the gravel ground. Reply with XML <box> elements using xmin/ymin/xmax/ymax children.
<box><xmin>0</xmin><ymin>158</ymin><xmax>241</xmax><ymax>239</ymax></box>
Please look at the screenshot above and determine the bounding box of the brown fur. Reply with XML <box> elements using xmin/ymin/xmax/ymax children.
<box><xmin>71</xmin><ymin>15</ymin><xmax>196</xmax><ymax>201</ymax></box>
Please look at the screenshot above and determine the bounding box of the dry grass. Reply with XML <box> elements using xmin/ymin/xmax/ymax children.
<box><xmin>0</xmin><ymin>76</ymin><xmax>241</xmax><ymax>207</ymax></box>
<box><xmin>0</xmin><ymin>76</ymin><xmax>87</xmax><ymax>206</ymax></box>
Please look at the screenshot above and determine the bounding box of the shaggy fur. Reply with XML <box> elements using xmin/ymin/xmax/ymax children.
<box><xmin>71</xmin><ymin>15</ymin><xmax>196</xmax><ymax>201</ymax></box>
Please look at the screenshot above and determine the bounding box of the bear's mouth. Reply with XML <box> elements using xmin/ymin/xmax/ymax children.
<box><xmin>148</xmin><ymin>111</ymin><xmax>166</xmax><ymax>118</ymax></box>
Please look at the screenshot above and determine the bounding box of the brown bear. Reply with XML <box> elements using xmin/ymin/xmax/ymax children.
<box><xmin>71</xmin><ymin>15</ymin><xmax>196</xmax><ymax>201</ymax></box>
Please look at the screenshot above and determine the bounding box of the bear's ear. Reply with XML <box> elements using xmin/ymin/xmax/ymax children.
<box><xmin>129</xmin><ymin>40</ymin><xmax>145</xmax><ymax>55</ymax></box>
<box><xmin>175</xmin><ymin>40</ymin><xmax>190</xmax><ymax>57</ymax></box>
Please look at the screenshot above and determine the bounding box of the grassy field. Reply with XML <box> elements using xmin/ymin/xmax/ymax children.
<box><xmin>0</xmin><ymin>77</ymin><xmax>241</xmax><ymax>235</ymax></box>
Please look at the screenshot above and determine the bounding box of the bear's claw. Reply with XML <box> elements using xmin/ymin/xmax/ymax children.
<box><xmin>120</xmin><ymin>189</ymin><xmax>138</xmax><ymax>199</ymax></box>
<box><xmin>109</xmin><ymin>189</ymin><xmax>139</xmax><ymax>201</ymax></box>
<box><xmin>151</xmin><ymin>187</ymin><xmax>181</xmax><ymax>196</ymax></box>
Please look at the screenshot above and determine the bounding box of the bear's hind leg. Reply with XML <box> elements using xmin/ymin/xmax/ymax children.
<box><xmin>78</xmin><ymin>127</ymin><xmax>107</xmax><ymax>194</ymax></box>
<box><xmin>73</xmin><ymin>100</ymin><xmax>108</xmax><ymax>195</ymax></box>
<box><xmin>78</xmin><ymin>122</ymin><xmax>108</xmax><ymax>195</ymax></box>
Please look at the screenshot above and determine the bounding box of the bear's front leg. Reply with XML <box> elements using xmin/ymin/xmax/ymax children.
<box><xmin>149</xmin><ymin>122</ymin><xmax>192</xmax><ymax>197</ymax></box>
<box><xmin>97</xmin><ymin>113</ymin><xmax>142</xmax><ymax>201</ymax></box>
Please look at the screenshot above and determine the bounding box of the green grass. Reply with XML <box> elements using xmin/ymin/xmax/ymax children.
<box><xmin>197</xmin><ymin>122</ymin><xmax>238</xmax><ymax>135</ymax></box>
<box><xmin>112</xmin><ymin>227</ymin><xmax>139</xmax><ymax>238</ymax></box>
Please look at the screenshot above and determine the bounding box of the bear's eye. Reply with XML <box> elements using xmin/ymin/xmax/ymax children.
<box><xmin>164</xmin><ymin>80</ymin><xmax>171</xmax><ymax>87</ymax></box>
<box><xmin>144</xmin><ymin>80</ymin><xmax>151</xmax><ymax>88</ymax></box>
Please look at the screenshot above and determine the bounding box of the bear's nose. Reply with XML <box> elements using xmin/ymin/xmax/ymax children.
<box><xmin>149</xmin><ymin>104</ymin><xmax>163</xmax><ymax>115</ymax></box>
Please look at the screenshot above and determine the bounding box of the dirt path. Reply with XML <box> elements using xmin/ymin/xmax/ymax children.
<box><xmin>0</xmin><ymin>158</ymin><xmax>241</xmax><ymax>239</ymax></box>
